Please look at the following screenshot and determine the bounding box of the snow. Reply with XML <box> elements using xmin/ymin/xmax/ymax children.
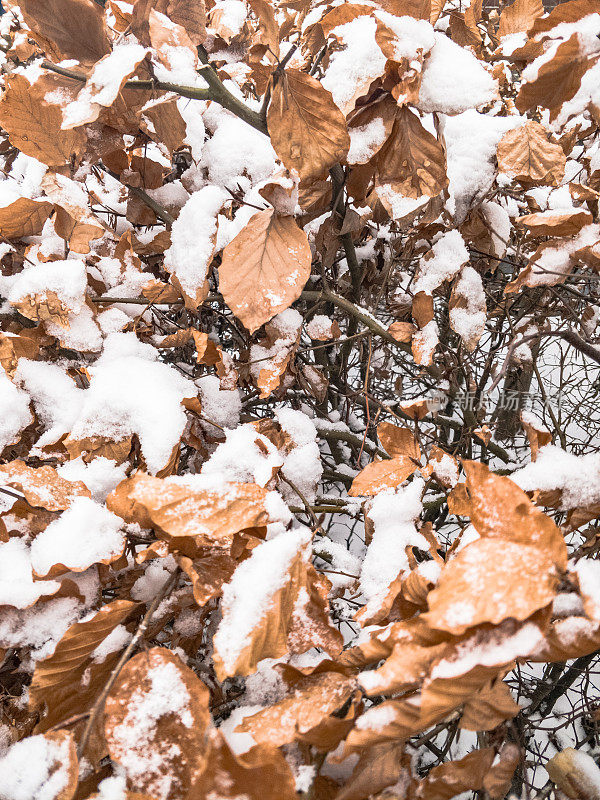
<box><xmin>360</xmin><ymin>480</ymin><xmax>427</xmax><ymax>617</ymax></box>
<box><xmin>417</xmin><ymin>33</ymin><xmax>497</xmax><ymax>115</ymax></box>
<box><xmin>355</xmin><ymin>702</ymin><xmax>397</xmax><ymax>730</ymax></box>
<box><xmin>415</xmin><ymin>230</ymin><xmax>469</xmax><ymax>294</ymax></box>
<box><xmin>131</xmin><ymin>558</ymin><xmax>177</xmax><ymax>603</ymax></box>
<box><xmin>347</xmin><ymin>116</ymin><xmax>387</xmax><ymax>165</ymax></box>
<box><xmin>196</xmin><ymin>374</ymin><xmax>241</xmax><ymax>431</ymax></box>
<box><xmin>276</xmin><ymin>408</ymin><xmax>322</xmax><ymax>503</ymax></box>
<box><xmin>442</xmin><ymin>110</ymin><xmax>522</xmax><ymax>221</ymax></box>
<box><xmin>0</xmin><ymin>733</ymin><xmax>73</xmax><ymax>800</ymax></box>
<box><xmin>164</xmin><ymin>185</ymin><xmax>227</xmax><ymax>299</ymax></box>
<box><xmin>200</xmin><ymin>424</ymin><xmax>283</xmax><ymax>486</ymax></box>
<box><xmin>450</xmin><ymin>266</ymin><xmax>486</xmax><ymax>346</ymax></box>
<box><xmin>322</xmin><ymin>16</ymin><xmax>387</xmax><ymax>115</ymax></box>
<box><xmin>91</xmin><ymin>624</ymin><xmax>132</xmax><ymax>663</ymax></box>
<box><xmin>0</xmin><ymin>365</ymin><xmax>32</xmax><ymax>452</ymax></box>
<box><xmin>68</xmin><ymin>333</ymin><xmax>196</xmax><ymax>474</ymax></box>
<box><xmin>306</xmin><ymin>314</ymin><xmax>336</xmax><ymax>339</ymax></box>
<box><xmin>574</xmin><ymin>559</ymin><xmax>600</xmax><ymax>621</ymax></box>
<box><xmin>213</xmin><ymin>526</ymin><xmax>312</xmax><ymax>674</ymax></box>
<box><xmin>201</xmin><ymin>111</ymin><xmax>276</xmax><ymax>188</ymax></box>
<box><xmin>30</xmin><ymin>497</ymin><xmax>125</xmax><ymax>576</ymax></box>
<box><xmin>3</xmin><ymin>259</ymin><xmax>87</xmax><ymax>310</ymax></box>
<box><xmin>512</xmin><ymin>445</ymin><xmax>600</xmax><ymax>510</ymax></box>
<box><xmin>0</xmin><ymin>538</ymin><xmax>60</xmax><ymax>609</ymax></box>
<box><xmin>57</xmin><ymin>457</ymin><xmax>128</xmax><ymax>503</ymax></box>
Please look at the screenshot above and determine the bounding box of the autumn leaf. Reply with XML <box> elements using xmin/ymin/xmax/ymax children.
<box><xmin>377</xmin><ymin>422</ymin><xmax>421</xmax><ymax>460</ymax></box>
<box><xmin>417</xmin><ymin>748</ymin><xmax>495</xmax><ymax>800</ymax></box>
<box><xmin>349</xmin><ymin>456</ymin><xmax>418</xmax><ymax>495</ymax></box>
<box><xmin>0</xmin><ymin>460</ymin><xmax>90</xmax><ymax>510</ymax></box>
<box><xmin>19</xmin><ymin>0</ymin><xmax>110</xmax><ymax>64</ymax></box>
<box><xmin>30</xmin><ymin>599</ymin><xmax>138</xmax><ymax>731</ymax></box>
<box><xmin>104</xmin><ymin>648</ymin><xmax>211</xmax><ymax>799</ymax></box>
<box><xmin>496</xmin><ymin>121</ymin><xmax>566</xmax><ymax>186</ymax></box>
<box><xmin>219</xmin><ymin>209</ymin><xmax>312</xmax><ymax>333</ymax></box>
<box><xmin>498</xmin><ymin>0</ymin><xmax>543</xmax><ymax>37</ymax></box>
<box><xmin>0</xmin><ymin>197</ymin><xmax>53</xmax><ymax>239</ymax></box>
<box><xmin>0</xmin><ymin>74</ymin><xmax>86</xmax><ymax>167</ymax></box>
<box><xmin>546</xmin><ymin>748</ymin><xmax>600</xmax><ymax>800</ymax></box>
<box><xmin>268</xmin><ymin>69</ymin><xmax>350</xmax><ymax>181</ymax></box>
<box><xmin>376</xmin><ymin>106</ymin><xmax>448</xmax><ymax>199</ymax></box>
<box><xmin>460</xmin><ymin>678</ymin><xmax>520</xmax><ymax>731</ymax></box>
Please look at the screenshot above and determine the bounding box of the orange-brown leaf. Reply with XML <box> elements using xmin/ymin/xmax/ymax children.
<box><xmin>497</xmin><ymin>121</ymin><xmax>566</xmax><ymax>187</ymax></box>
<box><xmin>349</xmin><ymin>456</ymin><xmax>418</xmax><ymax>496</ymax></box>
<box><xmin>0</xmin><ymin>460</ymin><xmax>91</xmax><ymax>511</ymax></box>
<box><xmin>498</xmin><ymin>0</ymin><xmax>543</xmax><ymax>37</ymax></box>
<box><xmin>460</xmin><ymin>678</ymin><xmax>520</xmax><ymax>731</ymax></box>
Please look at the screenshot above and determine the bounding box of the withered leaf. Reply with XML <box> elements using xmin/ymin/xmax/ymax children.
<box><xmin>460</xmin><ymin>678</ymin><xmax>520</xmax><ymax>731</ymax></box>
<box><xmin>219</xmin><ymin>209</ymin><xmax>312</xmax><ymax>333</ymax></box>
<box><xmin>19</xmin><ymin>0</ymin><xmax>110</xmax><ymax>64</ymax></box>
<box><xmin>30</xmin><ymin>599</ymin><xmax>138</xmax><ymax>732</ymax></box>
<box><xmin>104</xmin><ymin>648</ymin><xmax>211</xmax><ymax>799</ymax></box>
<box><xmin>417</xmin><ymin>748</ymin><xmax>495</xmax><ymax>800</ymax></box>
<box><xmin>349</xmin><ymin>456</ymin><xmax>418</xmax><ymax>496</ymax></box>
<box><xmin>377</xmin><ymin>421</ymin><xmax>421</xmax><ymax>460</ymax></box>
<box><xmin>0</xmin><ymin>197</ymin><xmax>53</xmax><ymax>239</ymax></box>
<box><xmin>267</xmin><ymin>69</ymin><xmax>350</xmax><ymax>181</ymax></box>
<box><xmin>0</xmin><ymin>460</ymin><xmax>90</xmax><ymax>511</ymax></box>
<box><xmin>498</xmin><ymin>0</ymin><xmax>544</xmax><ymax>37</ymax></box>
<box><xmin>497</xmin><ymin>121</ymin><xmax>566</xmax><ymax>186</ymax></box>
<box><xmin>0</xmin><ymin>74</ymin><xmax>86</xmax><ymax>167</ymax></box>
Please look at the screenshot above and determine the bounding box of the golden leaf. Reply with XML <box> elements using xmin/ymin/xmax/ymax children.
<box><xmin>0</xmin><ymin>74</ymin><xmax>85</xmax><ymax>167</ymax></box>
<box><xmin>517</xmin><ymin>209</ymin><xmax>593</xmax><ymax>237</ymax></box>
<box><xmin>268</xmin><ymin>69</ymin><xmax>350</xmax><ymax>181</ymax></box>
<box><xmin>497</xmin><ymin>121</ymin><xmax>566</xmax><ymax>187</ymax></box>
<box><xmin>336</xmin><ymin>742</ymin><xmax>412</xmax><ymax>800</ymax></box>
<box><xmin>0</xmin><ymin>197</ymin><xmax>53</xmax><ymax>239</ymax></box>
<box><xmin>219</xmin><ymin>209</ymin><xmax>312</xmax><ymax>333</ymax></box>
<box><xmin>104</xmin><ymin>648</ymin><xmax>211</xmax><ymax>799</ymax></box>
<box><xmin>30</xmin><ymin>599</ymin><xmax>138</xmax><ymax>731</ymax></box>
<box><xmin>417</xmin><ymin>748</ymin><xmax>495</xmax><ymax>800</ymax></box>
<box><xmin>176</xmin><ymin>552</ymin><xmax>237</xmax><ymax>606</ymax></box>
<box><xmin>521</xmin><ymin>414</ymin><xmax>552</xmax><ymax>461</ymax></box>
<box><xmin>387</xmin><ymin>320</ymin><xmax>416</xmax><ymax>343</ymax></box>
<box><xmin>0</xmin><ymin>330</ymin><xmax>40</xmax><ymax>376</ymax></box>
<box><xmin>376</xmin><ymin>107</ymin><xmax>448</xmax><ymax>199</ymax></box>
<box><xmin>349</xmin><ymin>457</ymin><xmax>418</xmax><ymax>496</ymax></box>
<box><xmin>0</xmin><ymin>460</ymin><xmax>90</xmax><ymax>511</ymax></box>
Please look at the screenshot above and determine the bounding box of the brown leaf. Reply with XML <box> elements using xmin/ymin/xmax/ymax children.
<box><xmin>0</xmin><ymin>197</ymin><xmax>53</xmax><ymax>239</ymax></box>
<box><xmin>517</xmin><ymin>209</ymin><xmax>593</xmax><ymax>237</ymax></box>
<box><xmin>349</xmin><ymin>456</ymin><xmax>418</xmax><ymax>496</ymax></box>
<box><xmin>387</xmin><ymin>320</ymin><xmax>416</xmax><ymax>343</ymax></box>
<box><xmin>376</xmin><ymin>107</ymin><xmax>448</xmax><ymax>199</ymax></box>
<box><xmin>0</xmin><ymin>330</ymin><xmax>40</xmax><ymax>376</ymax></box>
<box><xmin>0</xmin><ymin>730</ymin><xmax>79</xmax><ymax>799</ymax></box>
<box><xmin>417</xmin><ymin>748</ymin><xmax>495</xmax><ymax>800</ymax></box>
<box><xmin>166</xmin><ymin>0</ymin><xmax>206</xmax><ymax>44</ymax></box>
<box><xmin>30</xmin><ymin>600</ymin><xmax>137</xmax><ymax>731</ymax></box>
<box><xmin>460</xmin><ymin>678</ymin><xmax>520</xmax><ymax>731</ymax></box>
<box><xmin>104</xmin><ymin>648</ymin><xmax>211</xmax><ymax>799</ymax></box>
<box><xmin>336</xmin><ymin>742</ymin><xmax>412</xmax><ymax>800</ymax></box>
<box><xmin>141</xmin><ymin>98</ymin><xmax>186</xmax><ymax>155</ymax></box>
<box><xmin>0</xmin><ymin>460</ymin><xmax>90</xmax><ymax>511</ymax></box>
<box><xmin>377</xmin><ymin>422</ymin><xmax>421</xmax><ymax>460</ymax></box>
<box><xmin>19</xmin><ymin>0</ymin><xmax>110</xmax><ymax>64</ymax></box>
<box><xmin>484</xmin><ymin>743</ymin><xmax>521</xmax><ymax>799</ymax></box>
<box><xmin>498</xmin><ymin>0</ymin><xmax>543</xmax><ymax>37</ymax></box>
<box><xmin>497</xmin><ymin>121</ymin><xmax>566</xmax><ymax>187</ymax></box>
<box><xmin>424</xmin><ymin>537</ymin><xmax>559</xmax><ymax>634</ymax></box>
<box><xmin>239</xmin><ymin>669</ymin><xmax>357</xmax><ymax>748</ymax></box>
<box><xmin>0</xmin><ymin>74</ymin><xmax>85</xmax><ymax>167</ymax></box>
<box><xmin>248</xmin><ymin>0</ymin><xmax>279</xmax><ymax>56</ymax></box>
<box><xmin>219</xmin><ymin>209</ymin><xmax>312</xmax><ymax>333</ymax></box>
<box><xmin>521</xmin><ymin>414</ymin><xmax>552</xmax><ymax>460</ymax></box>
<box><xmin>268</xmin><ymin>69</ymin><xmax>349</xmax><ymax>181</ymax></box>
<box><xmin>176</xmin><ymin>552</ymin><xmax>237</xmax><ymax>606</ymax></box>
<box><xmin>107</xmin><ymin>472</ymin><xmax>271</xmax><ymax>548</ymax></box>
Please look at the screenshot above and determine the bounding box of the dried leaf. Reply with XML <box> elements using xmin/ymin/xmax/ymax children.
<box><xmin>546</xmin><ymin>748</ymin><xmax>600</xmax><ymax>800</ymax></box>
<box><xmin>377</xmin><ymin>422</ymin><xmax>421</xmax><ymax>460</ymax></box>
<box><xmin>104</xmin><ymin>648</ymin><xmax>210</xmax><ymax>799</ymax></box>
<box><xmin>417</xmin><ymin>748</ymin><xmax>495</xmax><ymax>800</ymax></box>
<box><xmin>496</xmin><ymin>121</ymin><xmax>566</xmax><ymax>186</ymax></box>
<box><xmin>19</xmin><ymin>0</ymin><xmax>110</xmax><ymax>64</ymax></box>
<box><xmin>30</xmin><ymin>600</ymin><xmax>137</xmax><ymax>731</ymax></box>
<box><xmin>336</xmin><ymin>742</ymin><xmax>412</xmax><ymax>800</ymax></box>
<box><xmin>219</xmin><ymin>209</ymin><xmax>312</xmax><ymax>333</ymax></box>
<box><xmin>349</xmin><ymin>457</ymin><xmax>418</xmax><ymax>496</ymax></box>
<box><xmin>0</xmin><ymin>197</ymin><xmax>53</xmax><ymax>239</ymax></box>
<box><xmin>0</xmin><ymin>74</ymin><xmax>86</xmax><ymax>167</ymax></box>
<box><xmin>268</xmin><ymin>69</ymin><xmax>350</xmax><ymax>180</ymax></box>
<box><xmin>498</xmin><ymin>0</ymin><xmax>543</xmax><ymax>37</ymax></box>
<box><xmin>460</xmin><ymin>678</ymin><xmax>520</xmax><ymax>731</ymax></box>
<box><xmin>517</xmin><ymin>209</ymin><xmax>593</xmax><ymax>237</ymax></box>
<box><xmin>0</xmin><ymin>460</ymin><xmax>90</xmax><ymax>511</ymax></box>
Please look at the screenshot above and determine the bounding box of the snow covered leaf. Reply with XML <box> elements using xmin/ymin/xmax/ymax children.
<box><xmin>0</xmin><ymin>74</ymin><xmax>85</xmax><ymax>167</ymax></box>
<box><xmin>349</xmin><ymin>456</ymin><xmax>418</xmax><ymax>496</ymax></box>
<box><xmin>30</xmin><ymin>599</ymin><xmax>137</xmax><ymax>731</ymax></box>
<box><xmin>496</xmin><ymin>121</ymin><xmax>566</xmax><ymax>187</ymax></box>
<box><xmin>104</xmin><ymin>648</ymin><xmax>211</xmax><ymax>800</ymax></box>
<box><xmin>108</xmin><ymin>472</ymin><xmax>271</xmax><ymax>547</ymax></box>
<box><xmin>62</xmin><ymin>43</ymin><xmax>149</xmax><ymax>129</ymax></box>
<box><xmin>219</xmin><ymin>209</ymin><xmax>312</xmax><ymax>333</ymax></box>
<box><xmin>546</xmin><ymin>748</ymin><xmax>600</xmax><ymax>800</ymax></box>
<box><xmin>177</xmin><ymin>552</ymin><xmax>237</xmax><ymax>607</ymax></box>
<box><xmin>376</xmin><ymin>107</ymin><xmax>448</xmax><ymax>199</ymax></box>
<box><xmin>377</xmin><ymin>422</ymin><xmax>421</xmax><ymax>460</ymax></box>
<box><xmin>424</xmin><ymin>537</ymin><xmax>559</xmax><ymax>634</ymax></box>
<box><xmin>517</xmin><ymin>209</ymin><xmax>593</xmax><ymax>237</ymax></box>
<box><xmin>213</xmin><ymin>527</ymin><xmax>342</xmax><ymax>679</ymax></box>
<box><xmin>194</xmin><ymin>729</ymin><xmax>298</xmax><ymax>800</ymax></box>
<box><xmin>267</xmin><ymin>69</ymin><xmax>350</xmax><ymax>181</ymax></box>
<box><xmin>0</xmin><ymin>197</ymin><xmax>53</xmax><ymax>239</ymax></box>
<box><xmin>30</xmin><ymin>496</ymin><xmax>126</xmax><ymax>577</ymax></box>
<box><xmin>336</xmin><ymin>741</ymin><xmax>412</xmax><ymax>800</ymax></box>
<box><xmin>345</xmin><ymin>696</ymin><xmax>426</xmax><ymax>750</ymax></box>
<box><xmin>460</xmin><ymin>460</ymin><xmax>567</xmax><ymax>569</ymax></box>
<box><xmin>0</xmin><ymin>460</ymin><xmax>90</xmax><ymax>511</ymax></box>
<box><xmin>19</xmin><ymin>0</ymin><xmax>110</xmax><ymax>64</ymax></box>
<box><xmin>498</xmin><ymin>0</ymin><xmax>543</xmax><ymax>38</ymax></box>
<box><xmin>521</xmin><ymin>413</ymin><xmax>552</xmax><ymax>461</ymax></box>
<box><xmin>428</xmin><ymin>446</ymin><xmax>459</xmax><ymax>488</ymax></box>
<box><xmin>417</xmin><ymin>748</ymin><xmax>495</xmax><ymax>800</ymax></box>
<box><xmin>238</xmin><ymin>667</ymin><xmax>358</xmax><ymax>748</ymax></box>
<box><xmin>41</xmin><ymin>172</ymin><xmax>106</xmax><ymax>255</ymax></box>
<box><xmin>0</xmin><ymin>730</ymin><xmax>78</xmax><ymax>800</ymax></box>
<box><xmin>253</xmin><ymin>309</ymin><xmax>302</xmax><ymax>398</ymax></box>
<box><xmin>459</xmin><ymin>678</ymin><xmax>520</xmax><ymax>731</ymax></box>
<box><xmin>359</xmin><ymin>639</ymin><xmax>447</xmax><ymax>696</ymax></box>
